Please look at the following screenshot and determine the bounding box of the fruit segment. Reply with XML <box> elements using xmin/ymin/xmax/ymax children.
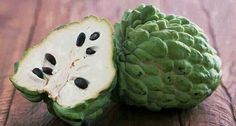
<box><xmin>10</xmin><ymin>16</ymin><xmax>116</xmax><ymax>125</ymax></box>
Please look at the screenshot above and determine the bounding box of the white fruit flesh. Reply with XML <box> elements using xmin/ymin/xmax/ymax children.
<box><xmin>12</xmin><ymin>16</ymin><xmax>115</xmax><ymax>107</ymax></box>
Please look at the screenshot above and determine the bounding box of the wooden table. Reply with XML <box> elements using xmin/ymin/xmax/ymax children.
<box><xmin>0</xmin><ymin>0</ymin><xmax>235</xmax><ymax>126</ymax></box>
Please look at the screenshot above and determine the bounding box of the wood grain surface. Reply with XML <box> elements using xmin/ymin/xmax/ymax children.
<box><xmin>0</xmin><ymin>0</ymin><xmax>235</xmax><ymax>126</ymax></box>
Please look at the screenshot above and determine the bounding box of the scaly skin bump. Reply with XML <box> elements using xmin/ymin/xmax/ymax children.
<box><xmin>114</xmin><ymin>4</ymin><xmax>222</xmax><ymax>111</ymax></box>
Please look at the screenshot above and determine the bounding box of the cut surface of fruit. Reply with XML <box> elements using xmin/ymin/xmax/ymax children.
<box><xmin>11</xmin><ymin>16</ymin><xmax>116</xmax><ymax>107</ymax></box>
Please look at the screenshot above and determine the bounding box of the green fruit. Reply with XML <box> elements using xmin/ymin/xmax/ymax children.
<box><xmin>10</xmin><ymin>16</ymin><xmax>116</xmax><ymax>126</ymax></box>
<box><xmin>115</xmin><ymin>4</ymin><xmax>221</xmax><ymax>110</ymax></box>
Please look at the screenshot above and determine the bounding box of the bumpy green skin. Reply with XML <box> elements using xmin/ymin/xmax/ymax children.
<box><xmin>115</xmin><ymin>4</ymin><xmax>222</xmax><ymax>111</ymax></box>
<box><xmin>9</xmin><ymin>19</ymin><xmax>117</xmax><ymax>126</ymax></box>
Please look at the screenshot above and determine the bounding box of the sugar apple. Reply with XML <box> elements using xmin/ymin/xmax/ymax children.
<box><xmin>114</xmin><ymin>4</ymin><xmax>222</xmax><ymax>111</ymax></box>
<box><xmin>10</xmin><ymin>16</ymin><xmax>116</xmax><ymax>126</ymax></box>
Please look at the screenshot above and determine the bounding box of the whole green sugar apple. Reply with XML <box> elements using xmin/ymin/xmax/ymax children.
<box><xmin>115</xmin><ymin>4</ymin><xmax>222</xmax><ymax>111</ymax></box>
<box><xmin>10</xmin><ymin>16</ymin><xmax>116</xmax><ymax>126</ymax></box>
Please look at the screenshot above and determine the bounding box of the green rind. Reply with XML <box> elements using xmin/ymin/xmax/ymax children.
<box><xmin>115</xmin><ymin>4</ymin><xmax>222</xmax><ymax>110</ymax></box>
<box><xmin>52</xmin><ymin>79</ymin><xmax>116</xmax><ymax>123</ymax></box>
<box><xmin>10</xmin><ymin>63</ymin><xmax>43</xmax><ymax>102</ymax></box>
<box><xmin>9</xmin><ymin>16</ymin><xmax>117</xmax><ymax>126</ymax></box>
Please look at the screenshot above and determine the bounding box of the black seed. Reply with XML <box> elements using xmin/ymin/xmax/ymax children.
<box><xmin>32</xmin><ymin>68</ymin><xmax>44</xmax><ymax>79</ymax></box>
<box><xmin>42</xmin><ymin>67</ymin><xmax>53</xmax><ymax>75</ymax></box>
<box><xmin>86</xmin><ymin>47</ymin><xmax>96</xmax><ymax>55</ymax></box>
<box><xmin>76</xmin><ymin>32</ymin><xmax>86</xmax><ymax>47</ymax></box>
<box><xmin>89</xmin><ymin>32</ymin><xmax>100</xmax><ymax>40</ymax></box>
<box><xmin>45</xmin><ymin>53</ymin><xmax>56</xmax><ymax>65</ymax></box>
<box><xmin>74</xmin><ymin>77</ymin><xmax>89</xmax><ymax>89</ymax></box>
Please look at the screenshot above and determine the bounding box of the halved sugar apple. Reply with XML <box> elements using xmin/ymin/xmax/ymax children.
<box><xmin>115</xmin><ymin>4</ymin><xmax>222</xmax><ymax>111</ymax></box>
<box><xmin>10</xmin><ymin>16</ymin><xmax>116</xmax><ymax>125</ymax></box>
